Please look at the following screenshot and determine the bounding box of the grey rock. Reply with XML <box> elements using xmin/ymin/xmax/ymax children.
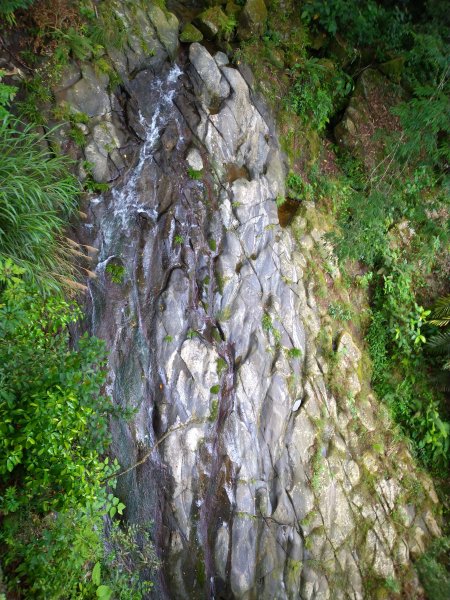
<box><xmin>52</xmin><ymin>63</ymin><xmax>81</xmax><ymax>93</ymax></box>
<box><xmin>292</xmin><ymin>398</ymin><xmax>302</xmax><ymax>412</ymax></box>
<box><xmin>238</xmin><ymin>0</ymin><xmax>267</xmax><ymax>41</ymax></box>
<box><xmin>84</xmin><ymin>120</ymin><xmax>122</xmax><ymax>182</ymax></box>
<box><xmin>189</xmin><ymin>42</ymin><xmax>230</xmax><ymax>102</ymax></box>
<box><xmin>58</xmin><ymin>65</ymin><xmax>110</xmax><ymax>118</ymax></box>
<box><xmin>195</xmin><ymin>6</ymin><xmax>228</xmax><ymax>40</ymax></box>
<box><xmin>214</xmin><ymin>51</ymin><xmax>229</xmax><ymax>66</ymax></box>
<box><xmin>148</xmin><ymin>5</ymin><xmax>179</xmax><ymax>58</ymax></box>
<box><xmin>186</xmin><ymin>147</ymin><xmax>203</xmax><ymax>171</ymax></box>
<box><xmin>179</xmin><ymin>23</ymin><xmax>203</xmax><ymax>43</ymax></box>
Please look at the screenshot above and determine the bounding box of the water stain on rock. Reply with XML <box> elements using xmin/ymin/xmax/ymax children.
<box><xmin>225</xmin><ymin>163</ymin><xmax>250</xmax><ymax>184</ymax></box>
<box><xmin>277</xmin><ymin>197</ymin><xmax>300</xmax><ymax>227</ymax></box>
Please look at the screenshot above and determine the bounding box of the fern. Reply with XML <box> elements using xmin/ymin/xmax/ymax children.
<box><xmin>0</xmin><ymin>0</ymin><xmax>34</xmax><ymax>15</ymax></box>
<box><xmin>429</xmin><ymin>295</ymin><xmax>450</xmax><ymax>326</ymax></box>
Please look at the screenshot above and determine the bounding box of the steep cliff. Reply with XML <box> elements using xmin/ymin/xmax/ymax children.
<box><xmin>50</xmin><ymin>2</ymin><xmax>443</xmax><ymax>598</ymax></box>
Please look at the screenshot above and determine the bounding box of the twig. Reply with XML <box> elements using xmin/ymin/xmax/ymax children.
<box><xmin>104</xmin><ymin>418</ymin><xmax>203</xmax><ymax>482</ymax></box>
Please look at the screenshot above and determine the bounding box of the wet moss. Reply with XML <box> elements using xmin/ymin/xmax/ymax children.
<box><xmin>209</xmin><ymin>398</ymin><xmax>219</xmax><ymax>422</ymax></box>
<box><xmin>195</xmin><ymin>555</ymin><xmax>206</xmax><ymax>587</ymax></box>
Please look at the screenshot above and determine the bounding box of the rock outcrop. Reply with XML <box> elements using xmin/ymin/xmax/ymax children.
<box><xmin>57</xmin><ymin>3</ymin><xmax>442</xmax><ymax>598</ymax></box>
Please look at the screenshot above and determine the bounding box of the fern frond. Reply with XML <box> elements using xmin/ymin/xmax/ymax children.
<box><xmin>429</xmin><ymin>295</ymin><xmax>450</xmax><ymax>326</ymax></box>
<box><xmin>427</xmin><ymin>330</ymin><xmax>450</xmax><ymax>352</ymax></box>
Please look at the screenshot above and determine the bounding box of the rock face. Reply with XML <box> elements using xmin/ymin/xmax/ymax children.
<box><xmin>66</xmin><ymin>3</ymin><xmax>440</xmax><ymax>599</ymax></box>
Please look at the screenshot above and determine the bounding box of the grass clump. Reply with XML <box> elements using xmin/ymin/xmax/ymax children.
<box><xmin>0</xmin><ymin>117</ymin><xmax>80</xmax><ymax>291</ymax></box>
<box><xmin>188</xmin><ymin>167</ymin><xmax>203</xmax><ymax>180</ymax></box>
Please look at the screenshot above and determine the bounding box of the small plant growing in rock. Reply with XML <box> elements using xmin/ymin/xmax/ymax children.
<box><xmin>262</xmin><ymin>313</ymin><xmax>273</xmax><ymax>331</ymax></box>
<box><xmin>188</xmin><ymin>167</ymin><xmax>203</xmax><ymax>180</ymax></box>
<box><xmin>106</xmin><ymin>263</ymin><xmax>125</xmax><ymax>284</ymax></box>
<box><xmin>384</xmin><ymin>576</ymin><xmax>400</xmax><ymax>594</ymax></box>
<box><xmin>209</xmin><ymin>399</ymin><xmax>219</xmax><ymax>422</ymax></box>
<box><xmin>357</xmin><ymin>271</ymin><xmax>373</xmax><ymax>289</ymax></box>
<box><xmin>216</xmin><ymin>306</ymin><xmax>232</xmax><ymax>322</ymax></box>
<box><xmin>216</xmin><ymin>357</ymin><xmax>227</xmax><ymax>376</ymax></box>
<box><xmin>174</xmin><ymin>234</ymin><xmax>184</xmax><ymax>245</ymax></box>
<box><xmin>69</xmin><ymin>125</ymin><xmax>86</xmax><ymax>147</ymax></box>
<box><xmin>286</xmin><ymin>172</ymin><xmax>314</xmax><ymax>202</ymax></box>
<box><xmin>287</xmin><ymin>347</ymin><xmax>302</xmax><ymax>359</ymax></box>
<box><xmin>328</xmin><ymin>302</ymin><xmax>352</xmax><ymax>321</ymax></box>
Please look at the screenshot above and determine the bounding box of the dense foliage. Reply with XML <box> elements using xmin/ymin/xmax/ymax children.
<box><xmin>314</xmin><ymin>0</ymin><xmax>450</xmax><ymax>472</ymax></box>
<box><xmin>0</xmin><ymin>261</ymin><xmax>110</xmax><ymax>514</ymax></box>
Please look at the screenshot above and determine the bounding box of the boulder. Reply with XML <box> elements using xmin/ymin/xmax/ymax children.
<box><xmin>189</xmin><ymin>42</ymin><xmax>230</xmax><ymax>100</ymax></box>
<box><xmin>148</xmin><ymin>5</ymin><xmax>179</xmax><ymax>58</ymax></box>
<box><xmin>57</xmin><ymin>64</ymin><xmax>110</xmax><ymax>118</ymax></box>
<box><xmin>337</xmin><ymin>331</ymin><xmax>361</xmax><ymax>371</ymax></box>
<box><xmin>237</xmin><ymin>0</ymin><xmax>267</xmax><ymax>41</ymax></box>
<box><xmin>214</xmin><ymin>51</ymin><xmax>229</xmax><ymax>66</ymax></box>
<box><xmin>179</xmin><ymin>23</ymin><xmax>203</xmax><ymax>43</ymax></box>
<box><xmin>379</xmin><ymin>56</ymin><xmax>405</xmax><ymax>82</ymax></box>
<box><xmin>334</xmin><ymin>68</ymin><xmax>403</xmax><ymax>169</ymax></box>
<box><xmin>195</xmin><ymin>6</ymin><xmax>229</xmax><ymax>40</ymax></box>
<box><xmin>186</xmin><ymin>147</ymin><xmax>204</xmax><ymax>171</ymax></box>
<box><xmin>84</xmin><ymin>121</ymin><xmax>123</xmax><ymax>182</ymax></box>
<box><xmin>52</xmin><ymin>63</ymin><xmax>81</xmax><ymax>94</ymax></box>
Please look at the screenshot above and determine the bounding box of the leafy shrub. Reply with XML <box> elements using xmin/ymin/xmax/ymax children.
<box><xmin>106</xmin><ymin>262</ymin><xmax>126</xmax><ymax>284</ymax></box>
<box><xmin>364</xmin><ymin>253</ymin><xmax>449</xmax><ymax>469</ymax></box>
<box><xmin>328</xmin><ymin>302</ymin><xmax>352</xmax><ymax>322</ymax></box>
<box><xmin>1</xmin><ymin>507</ymin><xmax>104</xmax><ymax>598</ymax></box>
<box><xmin>391</xmin><ymin>84</ymin><xmax>450</xmax><ymax>171</ymax></box>
<box><xmin>0</xmin><ymin>260</ymin><xmax>111</xmax><ymax>513</ymax></box>
<box><xmin>427</xmin><ymin>295</ymin><xmax>450</xmax><ymax>391</ymax></box>
<box><xmin>0</xmin><ymin>74</ymin><xmax>16</xmax><ymax>118</ymax></box>
<box><xmin>416</xmin><ymin>536</ymin><xmax>450</xmax><ymax>600</ymax></box>
<box><xmin>300</xmin><ymin>0</ymin><xmax>409</xmax><ymax>51</ymax></box>
<box><xmin>1</xmin><ymin>506</ymin><xmax>158</xmax><ymax>598</ymax></box>
<box><xmin>0</xmin><ymin>261</ymin><xmax>158</xmax><ymax>597</ymax></box>
<box><xmin>286</xmin><ymin>172</ymin><xmax>313</xmax><ymax>202</ymax></box>
<box><xmin>0</xmin><ymin>117</ymin><xmax>80</xmax><ymax>290</ymax></box>
<box><xmin>287</xmin><ymin>58</ymin><xmax>352</xmax><ymax>131</ymax></box>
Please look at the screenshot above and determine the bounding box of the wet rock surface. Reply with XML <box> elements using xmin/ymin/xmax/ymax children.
<box><xmin>61</xmin><ymin>3</ymin><xmax>442</xmax><ymax>598</ymax></box>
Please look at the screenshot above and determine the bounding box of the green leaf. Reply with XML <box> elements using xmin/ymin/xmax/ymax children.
<box><xmin>96</xmin><ymin>585</ymin><xmax>113</xmax><ymax>600</ymax></box>
<box><xmin>92</xmin><ymin>562</ymin><xmax>101</xmax><ymax>586</ymax></box>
